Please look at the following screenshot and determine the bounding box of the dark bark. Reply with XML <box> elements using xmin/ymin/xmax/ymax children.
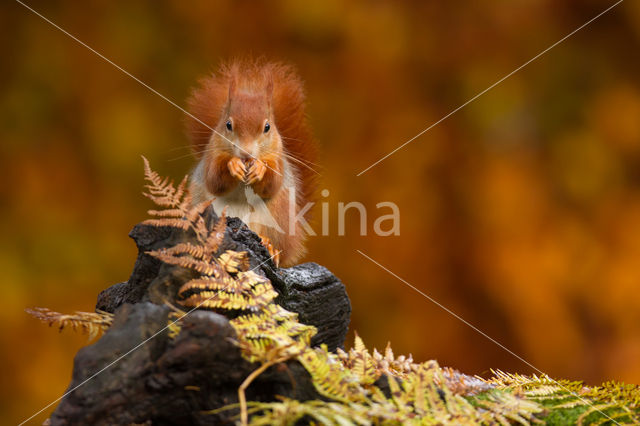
<box><xmin>50</xmin><ymin>303</ymin><xmax>319</xmax><ymax>425</ymax></box>
<box><xmin>52</xmin><ymin>209</ymin><xmax>351</xmax><ymax>425</ymax></box>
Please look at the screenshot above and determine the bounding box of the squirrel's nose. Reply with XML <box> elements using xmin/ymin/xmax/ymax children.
<box><xmin>236</xmin><ymin>142</ymin><xmax>256</xmax><ymax>161</ymax></box>
<box><xmin>238</xmin><ymin>151</ymin><xmax>253</xmax><ymax>164</ymax></box>
<box><xmin>235</xmin><ymin>138</ymin><xmax>257</xmax><ymax>161</ymax></box>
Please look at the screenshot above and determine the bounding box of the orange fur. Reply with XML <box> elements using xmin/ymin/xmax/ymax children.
<box><xmin>185</xmin><ymin>59</ymin><xmax>319</xmax><ymax>266</ymax></box>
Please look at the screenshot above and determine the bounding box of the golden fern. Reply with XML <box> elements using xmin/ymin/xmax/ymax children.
<box><xmin>218</xmin><ymin>250</ymin><xmax>250</xmax><ymax>274</ymax></box>
<box><xmin>298</xmin><ymin>345</ymin><xmax>369</xmax><ymax>404</ymax></box>
<box><xmin>141</xmin><ymin>155</ymin><xmax>191</xmax><ymax>230</ymax></box>
<box><xmin>337</xmin><ymin>335</ymin><xmax>416</xmax><ymax>382</ymax></box>
<box><xmin>231</xmin><ymin>304</ymin><xmax>315</xmax><ymax>363</ymax></box>
<box><xmin>26</xmin><ymin>307</ymin><xmax>113</xmax><ymax>340</ymax></box>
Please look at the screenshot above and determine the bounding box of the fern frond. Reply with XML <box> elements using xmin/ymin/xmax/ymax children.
<box><xmin>231</xmin><ymin>305</ymin><xmax>316</xmax><ymax>364</ymax></box>
<box><xmin>178</xmin><ymin>269</ymin><xmax>277</xmax><ymax>312</ymax></box>
<box><xmin>206</xmin><ymin>208</ymin><xmax>227</xmax><ymax>252</ymax></box>
<box><xmin>180</xmin><ymin>285</ymin><xmax>279</xmax><ymax>312</ymax></box>
<box><xmin>298</xmin><ymin>346</ymin><xmax>366</xmax><ymax>403</ymax></box>
<box><xmin>178</xmin><ymin>275</ymin><xmax>234</xmax><ymax>294</ymax></box>
<box><xmin>146</xmin><ymin>208</ymin><xmax>187</xmax><ymax>218</ymax></box>
<box><xmin>186</xmin><ymin>199</ymin><xmax>214</xmax><ymax>243</ymax></box>
<box><xmin>165</xmin><ymin>242</ymin><xmax>214</xmax><ymax>262</ymax></box>
<box><xmin>346</xmin><ymin>334</ymin><xmax>378</xmax><ymax>386</ymax></box>
<box><xmin>582</xmin><ymin>381</ymin><xmax>640</xmax><ymax>406</ymax></box>
<box><xmin>26</xmin><ymin>307</ymin><xmax>113</xmax><ymax>340</ymax></box>
<box><xmin>233</xmin><ymin>309</ymin><xmax>314</xmax><ymax>341</ymax></box>
<box><xmin>173</xmin><ymin>174</ymin><xmax>188</xmax><ymax>207</ymax></box>
<box><xmin>148</xmin><ymin>248</ymin><xmax>222</xmax><ymax>276</ymax></box>
<box><xmin>142</xmin><ymin>156</ymin><xmax>189</xmax><ymax>209</ymax></box>
<box><xmin>141</xmin><ymin>158</ymin><xmax>220</xmax><ymax>246</ymax></box>
<box><xmin>474</xmin><ymin>390</ymin><xmax>544</xmax><ymax>425</ymax></box>
<box><xmin>337</xmin><ymin>335</ymin><xmax>419</xmax><ymax>383</ymax></box>
<box><xmin>219</xmin><ymin>250</ymin><xmax>250</xmax><ymax>273</ymax></box>
<box><xmin>524</xmin><ymin>385</ymin><xmax>567</xmax><ymax>397</ymax></box>
<box><xmin>142</xmin><ymin>156</ymin><xmax>168</xmax><ymax>192</ymax></box>
<box><xmin>142</xmin><ymin>218</ymin><xmax>191</xmax><ymax>230</ymax></box>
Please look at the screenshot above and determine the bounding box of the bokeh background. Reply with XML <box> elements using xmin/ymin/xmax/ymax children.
<box><xmin>2</xmin><ymin>0</ymin><xmax>640</xmax><ymax>423</ymax></box>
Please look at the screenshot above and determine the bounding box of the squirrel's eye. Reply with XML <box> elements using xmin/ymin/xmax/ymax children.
<box><xmin>264</xmin><ymin>122</ymin><xmax>270</xmax><ymax>133</ymax></box>
<box><xmin>226</xmin><ymin>120</ymin><xmax>233</xmax><ymax>131</ymax></box>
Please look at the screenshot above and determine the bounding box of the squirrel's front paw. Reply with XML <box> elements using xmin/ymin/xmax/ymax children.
<box><xmin>246</xmin><ymin>159</ymin><xmax>267</xmax><ymax>185</ymax></box>
<box><xmin>227</xmin><ymin>157</ymin><xmax>247</xmax><ymax>182</ymax></box>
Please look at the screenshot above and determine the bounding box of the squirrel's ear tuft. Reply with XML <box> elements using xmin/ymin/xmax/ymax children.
<box><xmin>265</xmin><ymin>77</ymin><xmax>274</xmax><ymax>109</ymax></box>
<box><xmin>228</xmin><ymin>75</ymin><xmax>237</xmax><ymax>104</ymax></box>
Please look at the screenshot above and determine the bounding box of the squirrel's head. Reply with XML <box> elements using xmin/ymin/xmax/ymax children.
<box><xmin>216</xmin><ymin>77</ymin><xmax>282</xmax><ymax>161</ymax></box>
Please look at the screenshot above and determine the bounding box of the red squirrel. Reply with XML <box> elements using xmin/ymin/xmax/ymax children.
<box><xmin>185</xmin><ymin>59</ymin><xmax>318</xmax><ymax>267</ymax></box>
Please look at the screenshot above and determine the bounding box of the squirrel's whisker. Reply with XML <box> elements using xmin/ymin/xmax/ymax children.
<box><xmin>263</xmin><ymin>149</ymin><xmax>320</xmax><ymax>175</ymax></box>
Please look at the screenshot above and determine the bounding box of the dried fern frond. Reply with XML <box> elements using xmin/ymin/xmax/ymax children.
<box><xmin>26</xmin><ymin>307</ymin><xmax>113</xmax><ymax>340</ymax></box>
<box><xmin>186</xmin><ymin>199</ymin><xmax>215</xmax><ymax>243</ymax></box>
<box><xmin>218</xmin><ymin>250</ymin><xmax>250</xmax><ymax>274</ymax></box>
<box><xmin>148</xmin><ymin>247</ymin><xmax>223</xmax><ymax>276</ymax></box>
<box><xmin>335</xmin><ymin>334</ymin><xmax>379</xmax><ymax>386</ymax></box>
<box><xmin>142</xmin><ymin>156</ymin><xmax>189</xmax><ymax>209</ymax></box>
<box><xmin>164</xmin><ymin>242</ymin><xmax>214</xmax><ymax>262</ymax></box>
<box><xmin>337</xmin><ymin>335</ymin><xmax>424</xmax><ymax>384</ymax></box>
<box><xmin>143</xmin><ymin>217</ymin><xmax>192</xmax><ymax>231</ymax></box>
<box><xmin>142</xmin><ymin>157</ymin><xmax>219</xmax><ymax>239</ymax></box>
<box><xmin>205</xmin><ymin>207</ymin><xmax>227</xmax><ymax>252</ymax></box>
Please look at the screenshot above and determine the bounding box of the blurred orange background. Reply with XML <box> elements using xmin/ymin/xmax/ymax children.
<box><xmin>2</xmin><ymin>1</ymin><xmax>640</xmax><ymax>424</ymax></box>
